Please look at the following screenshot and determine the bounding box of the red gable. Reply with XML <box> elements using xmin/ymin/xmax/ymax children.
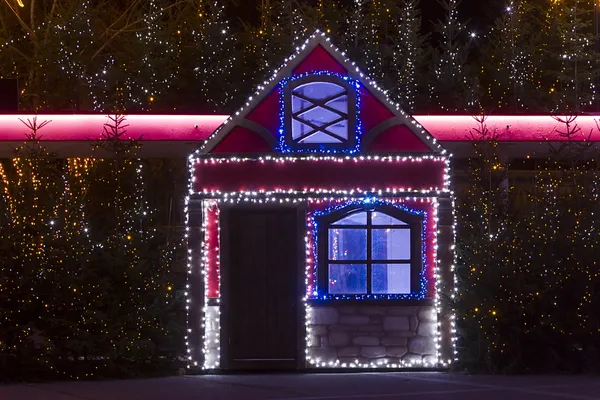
<box><xmin>199</xmin><ymin>33</ymin><xmax>444</xmax><ymax>156</ymax></box>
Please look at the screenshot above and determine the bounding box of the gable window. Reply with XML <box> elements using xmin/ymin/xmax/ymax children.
<box><xmin>318</xmin><ymin>206</ymin><xmax>423</xmax><ymax>296</ymax></box>
<box><xmin>285</xmin><ymin>75</ymin><xmax>356</xmax><ymax>149</ymax></box>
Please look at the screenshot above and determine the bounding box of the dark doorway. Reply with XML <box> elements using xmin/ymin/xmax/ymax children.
<box><xmin>221</xmin><ymin>206</ymin><xmax>300</xmax><ymax>370</ymax></box>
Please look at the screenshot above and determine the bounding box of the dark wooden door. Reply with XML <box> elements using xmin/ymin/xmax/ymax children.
<box><xmin>222</xmin><ymin>207</ymin><xmax>299</xmax><ymax>370</ymax></box>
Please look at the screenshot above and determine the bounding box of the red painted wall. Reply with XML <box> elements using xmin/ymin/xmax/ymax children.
<box><xmin>194</xmin><ymin>157</ymin><xmax>448</xmax><ymax>193</ymax></box>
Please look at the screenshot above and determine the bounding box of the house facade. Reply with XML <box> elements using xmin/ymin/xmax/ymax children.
<box><xmin>186</xmin><ymin>33</ymin><xmax>455</xmax><ymax>371</ymax></box>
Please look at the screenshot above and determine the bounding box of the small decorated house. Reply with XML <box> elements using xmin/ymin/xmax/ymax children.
<box><xmin>186</xmin><ymin>33</ymin><xmax>455</xmax><ymax>371</ymax></box>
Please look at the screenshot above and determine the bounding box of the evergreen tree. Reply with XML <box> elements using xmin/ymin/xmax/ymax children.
<box><xmin>455</xmin><ymin>115</ymin><xmax>600</xmax><ymax>373</ymax></box>
<box><xmin>481</xmin><ymin>0</ymin><xmax>544</xmax><ymax>112</ymax></box>
<box><xmin>85</xmin><ymin>114</ymin><xmax>183</xmax><ymax>376</ymax></box>
<box><xmin>394</xmin><ymin>0</ymin><xmax>427</xmax><ymax>112</ymax></box>
<box><xmin>113</xmin><ymin>0</ymin><xmax>179</xmax><ymax>112</ymax></box>
<box><xmin>190</xmin><ymin>0</ymin><xmax>237</xmax><ymax>110</ymax></box>
<box><xmin>0</xmin><ymin>116</ymin><xmax>183</xmax><ymax>380</ymax></box>
<box><xmin>430</xmin><ymin>0</ymin><xmax>477</xmax><ymax>112</ymax></box>
<box><xmin>364</xmin><ymin>0</ymin><xmax>398</xmax><ymax>84</ymax></box>
<box><xmin>0</xmin><ymin>118</ymin><xmax>93</xmax><ymax>379</ymax></box>
<box><xmin>545</xmin><ymin>0</ymin><xmax>598</xmax><ymax>112</ymax></box>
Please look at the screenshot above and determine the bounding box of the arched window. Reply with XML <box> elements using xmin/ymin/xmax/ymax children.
<box><xmin>285</xmin><ymin>75</ymin><xmax>356</xmax><ymax>149</ymax></box>
<box><xmin>317</xmin><ymin>206</ymin><xmax>423</xmax><ymax>295</ymax></box>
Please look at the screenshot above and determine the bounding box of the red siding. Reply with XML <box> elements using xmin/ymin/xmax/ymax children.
<box><xmin>194</xmin><ymin>157</ymin><xmax>447</xmax><ymax>193</ymax></box>
<box><xmin>367</xmin><ymin>124</ymin><xmax>432</xmax><ymax>153</ymax></box>
<box><xmin>360</xmin><ymin>87</ymin><xmax>395</xmax><ymax>134</ymax></box>
<box><xmin>245</xmin><ymin>88</ymin><xmax>281</xmax><ymax>138</ymax></box>
<box><xmin>292</xmin><ymin>45</ymin><xmax>348</xmax><ymax>76</ymax></box>
<box><xmin>211</xmin><ymin>127</ymin><xmax>273</xmax><ymax>153</ymax></box>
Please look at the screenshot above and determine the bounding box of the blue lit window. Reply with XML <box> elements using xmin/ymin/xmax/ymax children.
<box><xmin>318</xmin><ymin>207</ymin><xmax>422</xmax><ymax>295</ymax></box>
<box><xmin>285</xmin><ymin>75</ymin><xmax>356</xmax><ymax>149</ymax></box>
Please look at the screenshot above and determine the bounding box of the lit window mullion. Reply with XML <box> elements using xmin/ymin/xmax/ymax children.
<box><xmin>366</xmin><ymin>210</ymin><xmax>372</xmax><ymax>294</ymax></box>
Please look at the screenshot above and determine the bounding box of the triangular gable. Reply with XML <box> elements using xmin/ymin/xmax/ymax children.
<box><xmin>197</xmin><ymin>32</ymin><xmax>446</xmax><ymax>156</ymax></box>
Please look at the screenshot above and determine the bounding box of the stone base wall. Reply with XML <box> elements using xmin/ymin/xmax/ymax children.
<box><xmin>307</xmin><ymin>305</ymin><xmax>437</xmax><ymax>367</ymax></box>
<box><xmin>204</xmin><ymin>305</ymin><xmax>220</xmax><ymax>368</ymax></box>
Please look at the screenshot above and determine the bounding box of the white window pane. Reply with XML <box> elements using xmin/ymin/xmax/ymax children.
<box><xmin>299</xmin><ymin>131</ymin><xmax>342</xmax><ymax>143</ymax></box>
<box><xmin>292</xmin><ymin>119</ymin><xmax>315</xmax><ymax>140</ymax></box>
<box><xmin>371</xmin><ymin>212</ymin><xmax>408</xmax><ymax>226</ymax></box>
<box><xmin>325</xmin><ymin>95</ymin><xmax>348</xmax><ymax>113</ymax></box>
<box><xmin>324</xmin><ymin>119</ymin><xmax>348</xmax><ymax>139</ymax></box>
<box><xmin>292</xmin><ymin>95</ymin><xmax>313</xmax><ymax>113</ymax></box>
<box><xmin>372</xmin><ymin>229</ymin><xmax>411</xmax><ymax>260</ymax></box>
<box><xmin>294</xmin><ymin>82</ymin><xmax>345</xmax><ymax>100</ymax></box>
<box><xmin>297</xmin><ymin>106</ymin><xmax>340</xmax><ymax>128</ymax></box>
<box><xmin>328</xmin><ymin>228</ymin><xmax>366</xmax><ymax>260</ymax></box>
<box><xmin>372</xmin><ymin>264</ymin><xmax>411</xmax><ymax>294</ymax></box>
<box><xmin>329</xmin><ymin>264</ymin><xmax>367</xmax><ymax>294</ymax></box>
<box><xmin>332</xmin><ymin>211</ymin><xmax>367</xmax><ymax>225</ymax></box>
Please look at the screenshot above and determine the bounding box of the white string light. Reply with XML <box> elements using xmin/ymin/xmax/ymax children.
<box><xmin>185</xmin><ymin>31</ymin><xmax>456</xmax><ymax>371</ymax></box>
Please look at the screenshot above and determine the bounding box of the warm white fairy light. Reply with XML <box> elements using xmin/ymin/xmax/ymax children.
<box><xmin>395</xmin><ymin>0</ymin><xmax>422</xmax><ymax>112</ymax></box>
<box><xmin>431</xmin><ymin>0</ymin><xmax>476</xmax><ymax>111</ymax></box>
<box><xmin>192</xmin><ymin>0</ymin><xmax>236</xmax><ymax>109</ymax></box>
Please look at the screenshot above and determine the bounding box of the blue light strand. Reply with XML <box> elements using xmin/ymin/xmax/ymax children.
<box><xmin>308</xmin><ymin>197</ymin><xmax>429</xmax><ymax>300</ymax></box>
<box><xmin>276</xmin><ymin>72</ymin><xmax>362</xmax><ymax>154</ymax></box>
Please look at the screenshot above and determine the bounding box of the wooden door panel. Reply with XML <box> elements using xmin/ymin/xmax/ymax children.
<box><xmin>224</xmin><ymin>207</ymin><xmax>298</xmax><ymax>369</ymax></box>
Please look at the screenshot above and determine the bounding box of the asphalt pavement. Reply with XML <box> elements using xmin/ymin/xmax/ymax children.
<box><xmin>1</xmin><ymin>372</ymin><xmax>599</xmax><ymax>400</ymax></box>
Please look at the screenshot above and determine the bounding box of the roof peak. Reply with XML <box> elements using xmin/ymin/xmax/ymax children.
<box><xmin>198</xmin><ymin>31</ymin><xmax>447</xmax><ymax>156</ymax></box>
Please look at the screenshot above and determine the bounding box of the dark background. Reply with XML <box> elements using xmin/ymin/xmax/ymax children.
<box><xmin>229</xmin><ymin>0</ymin><xmax>503</xmax><ymax>38</ymax></box>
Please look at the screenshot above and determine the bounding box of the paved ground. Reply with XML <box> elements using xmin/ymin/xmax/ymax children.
<box><xmin>1</xmin><ymin>372</ymin><xmax>599</xmax><ymax>400</ymax></box>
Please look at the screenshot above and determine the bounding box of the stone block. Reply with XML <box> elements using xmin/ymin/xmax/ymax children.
<box><xmin>329</xmin><ymin>331</ymin><xmax>350</xmax><ymax>347</ymax></box>
<box><xmin>387</xmin><ymin>306</ymin><xmax>419</xmax><ymax>316</ymax></box>
<box><xmin>338</xmin><ymin>306</ymin><xmax>356</xmax><ymax>314</ymax></box>
<box><xmin>408</xmin><ymin>336</ymin><xmax>436</xmax><ymax>355</ymax></box>
<box><xmin>417</xmin><ymin>322</ymin><xmax>437</xmax><ymax>338</ymax></box>
<box><xmin>386</xmin><ymin>346</ymin><xmax>408</xmax><ymax>358</ymax></box>
<box><xmin>409</xmin><ymin>316</ymin><xmax>419</xmax><ymax>331</ymax></box>
<box><xmin>311</xmin><ymin>325</ymin><xmax>328</xmax><ymax>336</ymax></box>
<box><xmin>358</xmin><ymin>325</ymin><xmax>383</xmax><ymax>333</ymax></box>
<box><xmin>422</xmin><ymin>354</ymin><xmax>437</xmax><ymax>366</ymax></box>
<box><xmin>311</xmin><ymin>307</ymin><xmax>339</xmax><ymax>325</ymax></box>
<box><xmin>308</xmin><ymin>347</ymin><xmax>337</xmax><ymax>361</ymax></box>
<box><xmin>383</xmin><ymin>316</ymin><xmax>410</xmax><ymax>331</ymax></box>
<box><xmin>402</xmin><ymin>353</ymin><xmax>422</xmax><ymax>364</ymax></box>
<box><xmin>338</xmin><ymin>356</ymin><xmax>360</xmax><ymax>365</ymax></box>
<box><xmin>361</xmin><ymin>346</ymin><xmax>386</xmax><ymax>358</ymax></box>
<box><xmin>369</xmin><ymin>315</ymin><xmax>384</xmax><ymax>324</ymax></box>
<box><xmin>205</xmin><ymin>306</ymin><xmax>220</xmax><ymax>332</ymax></box>
<box><xmin>418</xmin><ymin>307</ymin><xmax>436</xmax><ymax>322</ymax></box>
<box><xmin>205</xmin><ymin>329</ymin><xmax>219</xmax><ymax>349</ymax></box>
<box><xmin>387</xmin><ymin>331</ymin><xmax>416</xmax><ymax>338</ymax></box>
<box><xmin>353</xmin><ymin>336</ymin><xmax>380</xmax><ymax>346</ymax></box>
<box><xmin>339</xmin><ymin>315</ymin><xmax>370</xmax><ymax>325</ymax></box>
<box><xmin>338</xmin><ymin>346</ymin><xmax>361</xmax><ymax>357</ymax></box>
<box><xmin>321</xmin><ymin>337</ymin><xmax>330</xmax><ymax>347</ymax></box>
<box><xmin>307</xmin><ymin>334</ymin><xmax>320</xmax><ymax>347</ymax></box>
<box><xmin>329</xmin><ymin>324</ymin><xmax>358</xmax><ymax>332</ymax></box>
<box><xmin>381</xmin><ymin>336</ymin><xmax>408</xmax><ymax>346</ymax></box>
<box><xmin>358</xmin><ymin>306</ymin><xmax>385</xmax><ymax>315</ymax></box>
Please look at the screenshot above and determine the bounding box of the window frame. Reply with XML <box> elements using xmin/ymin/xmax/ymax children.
<box><xmin>316</xmin><ymin>204</ymin><xmax>423</xmax><ymax>296</ymax></box>
<box><xmin>284</xmin><ymin>75</ymin><xmax>357</xmax><ymax>150</ymax></box>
